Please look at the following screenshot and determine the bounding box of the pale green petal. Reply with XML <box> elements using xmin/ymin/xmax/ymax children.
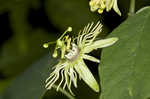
<box><xmin>83</xmin><ymin>54</ymin><xmax>100</xmax><ymax>63</ymax></box>
<box><xmin>74</xmin><ymin>59</ymin><xmax>99</xmax><ymax>92</ymax></box>
<box><xmin>113</xmin><ymin>0</ymin><xmax>121</xmax><ymax>16</ymax></box>
<box><xmin>105</xmin><ymin>0</ymin><xmax>114</xmax><ymax>11</ymax></box>
<box><xmin>84</xmin><ymin>37</ymin><xmax>118</xmax><ymax>53</ymax></box>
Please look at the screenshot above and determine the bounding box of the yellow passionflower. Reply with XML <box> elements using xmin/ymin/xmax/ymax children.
<box><xmin>43</xmin><ymin>22</ymin><xmax>118</xmax><ymax>95</ymax></box>
<box><xmin>89</xmin><ymin>0</ymin><xmax>121</xmax><ymax>16</ymax></box>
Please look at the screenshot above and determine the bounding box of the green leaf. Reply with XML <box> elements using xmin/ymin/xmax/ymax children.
<box><xmin>99</xmin><ymin>7</ymin><xmax>150</xmax><ymax>99</ymax></box>
<box><xmin>1</xmin><ymin>55</ymin><xmax>56</xmax><ymax>99</ymax></box>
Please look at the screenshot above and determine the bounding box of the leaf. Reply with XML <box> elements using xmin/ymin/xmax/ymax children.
<box><xmin>99</xmin><ymin>7</ymin><xmax>150</xmax><ymax>99</ymax></box>
<box><xmin>1</xmin><ymin>54</ymin><xmax>56</xmax><ymax>99</ymax></box>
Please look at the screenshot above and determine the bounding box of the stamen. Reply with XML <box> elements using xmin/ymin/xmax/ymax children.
<box><xmin>43</xmin><ymin>41</ymin><xmax>56</xmax><ymax>48</ymax></box>
<box><xmin>67</xmin><ymin>27</ymin><xmax>72</xmax><ymax>32</ymax></box>
<box><xmin>66</xmin><ymin>37</ymin><xmax>71</xmax><ymax>50</ymax></box>
<box><xmin>53</xmin><ymin>47</ymin><xmax>58</xmax><ymax>58</ymax></box>
<box><xmin>59</xmin><ymin>27</ymin><xmax>72</xmax><ymax>40</ymax></box>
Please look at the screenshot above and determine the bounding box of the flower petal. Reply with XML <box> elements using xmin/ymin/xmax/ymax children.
<box><xmin>74</xmin><ymin>59</ymin><xmax>99</xmax><ymax>92</ymax></box>
<box><xmin>83</xmin><ymin>54</ymin><xmax>100</xmax><ymax>63</ymax></box>
<box><xmin>84</xmin><ymin>37</ymin><xmax>118</xmax><ymax>53</ymax></box>
<box><xmin>113</xmin><ymin>0</ymin><xmax>121</xmax><ymax>16</ymax></box>
<box><xmin>105</xmin><ymin>0</ymin><xmax>114</xmax><ymax>11</ymax></box>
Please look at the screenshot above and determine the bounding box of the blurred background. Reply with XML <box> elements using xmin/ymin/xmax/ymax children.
<box><xmin>0</xmin><ymin>0</ymin><xmax>149</xmax><ymax>99</ymax></box>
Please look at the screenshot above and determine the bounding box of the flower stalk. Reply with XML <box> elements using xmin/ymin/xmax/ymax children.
<box><xmin>129</xmin><ymin>0</ymin><xmax>135</xmax><ymax>16</ymax></box>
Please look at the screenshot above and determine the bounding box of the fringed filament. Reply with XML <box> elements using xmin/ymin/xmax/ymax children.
<box><xmin>45</xmin><ymin>62</ymin><xmax>78</xmax><ymax>96</ymax></box>
<box><xmin>76</xmin><ymin>21</ymin><xmax>102</xmax><ymax>48</ymax></box>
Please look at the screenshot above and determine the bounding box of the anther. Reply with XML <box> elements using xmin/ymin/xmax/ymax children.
<box><xmin>43</xmin><ymin>43</ymin><xmax>49</xmax><ymax>48</ymax></box>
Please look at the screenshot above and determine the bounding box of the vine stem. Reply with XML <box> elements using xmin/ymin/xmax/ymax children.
<box><xmin>129</xmin><ymin>0</ymin><xmax>135</xmax><ymax>16</ymax></box>
<box><xmin>52</xmin><ymin>84</ymin><xmax>76</xmax><ymax>99</ymax></box>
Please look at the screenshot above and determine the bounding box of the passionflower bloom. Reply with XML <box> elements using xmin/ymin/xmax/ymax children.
<box><xmin>89</xmin><ymin>0</ymin><xmax>121</xmax><ymax>16</ymax></box>
<box><xmin>43</xmin><ymin>22</ymin><xmax>118</xmax><ymax>95</ymax></box>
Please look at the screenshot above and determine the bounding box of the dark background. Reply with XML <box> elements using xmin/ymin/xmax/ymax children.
<box><xmin>0</xmin><ymin>0</ymin><xmax>150</xmax><ymax>98</ymax></box>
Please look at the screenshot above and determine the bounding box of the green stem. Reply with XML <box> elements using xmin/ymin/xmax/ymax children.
<box><xmin>129</xmin><ymin>0</ymin><xmax>135</xmax><ymax>16</ymax></box>
<box><xmin>52</xmin><ymin>84</ymin><xmax>76</xmax><ymax>99</ymax></box>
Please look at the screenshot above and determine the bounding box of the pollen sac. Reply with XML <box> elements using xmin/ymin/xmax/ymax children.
<box><xmin>67</xmin><ymin>27</ymin><xmax>72</xmax><ymax>32</ymax></box>
<box><xmin>43</xmin><ymin>43</ymin><xmax>49</xmax><ymax>48</ymax></box>
<box><xmin>53</xmin><ymin>47</ymin><xmax>58</xmax><ymax>58</ymax></box>
<box><xmin>57</xmin><ymin>39</ymin><xmax>63</xmax><ymax>47</ymax></box>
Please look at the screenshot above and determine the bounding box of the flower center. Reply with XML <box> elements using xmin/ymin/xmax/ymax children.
<box><xmin>65</xmin><ymin>43</ymin><xmax>80</xmax><ymax>61</ymax></box>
